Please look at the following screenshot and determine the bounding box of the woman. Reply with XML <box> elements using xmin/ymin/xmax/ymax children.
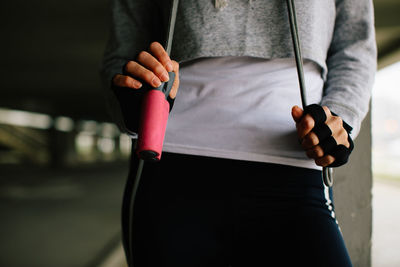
<box><xmin>100</xmin><ymin>1</ymin><xmax>376</xmax><ymax>266</ymax></box>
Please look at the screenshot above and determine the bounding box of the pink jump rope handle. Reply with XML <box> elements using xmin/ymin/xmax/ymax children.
<box><xmin>136</xmin><ymin>72</ymin><xmax>175</xmax><ymax>161</ymax></box>
<box><xmin>136</xmin><ymin>0</ymin><xmax>178</xmax><ymax>162</ymax></box>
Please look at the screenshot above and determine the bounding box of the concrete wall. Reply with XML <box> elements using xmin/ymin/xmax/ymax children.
<box><xmin>334</xmin><ymin>110</ymin><xmax>372</xmax><ymax>267</ymax></box>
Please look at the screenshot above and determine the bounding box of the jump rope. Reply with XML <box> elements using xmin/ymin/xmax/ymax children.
<box><xmin>125</xmin><ymin>0</ymin><xmax>333</xmax><ymax>265</ymax></box>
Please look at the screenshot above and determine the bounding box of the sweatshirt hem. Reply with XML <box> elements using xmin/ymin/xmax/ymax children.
<box><xmin>163</xmin><ymin>143</ymin><xmax>322</xmax><ymax>171</ymax></box>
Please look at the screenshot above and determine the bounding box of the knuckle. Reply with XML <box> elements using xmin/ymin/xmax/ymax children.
<box><xmin>121</xmin><ymin>76</ymin><xmax>130</xmax><ymax>86</ymax></box>
<box><xmin>314</xmin><ymin>146</ymin><xmax>324</xmax><ymax>157</ymax></box>
<box><xmin>143</xmin><ymin>72</ymin><xmax>155</xmax><ymax>82</ymax></box>
<box><xmin>310</xmin><ymin>132</ymin><xmax>319</xmax><ymax>145</ymax></box>
<box><xmin>338</xmin><ymin>127</ymin><xmax>347</xmax><ymax>137</ymax></box>
<box><xmin>112</xmin><ymin>75</ymin><xmax>122</xmax><ymax>86</ymax></box>
<box><xmin>154</xmin><ymin>65</ymin><xmax>166</xmax><ymax>75</ymax></box>
<box><xmin>337</xmin><ymin>128</ymin><xmax>349</xmax><ymax>145</ymax></box>
<box><xmin>125</xmin><ymin>61</ymin><xmax>143</xmax><ymax>78</ymax></box>
<box><xmin>315</xmin><ymin>156</ymin><xmax>328</xmax><ymax>167</ymax></box>
<box><xmin>305</xmin><ymin>116</ymin><xmax>314</xmax><ymax>129</ymax></box>
<box><xmin>325</xmin><ymin>156</ymin><xmax>335</xmax><ymax>166</ymax></box>
<box><xmin>114</xmin><ymin>75</ymin><xmax>133</xmax><ymax>88</ymax></box>
<box><xmin>322</xmin><ymin>106</ymin><xmax>331</xmax><ymax>117</ymax></box>
<box><xmin>315</xmin><ymin>158</ymin><xmax>323</xmax><ymax>166</ymax></box>
<box><xmin>332</xmin><ymin>116</ymin><xmax>343</xmax><ymax>127</ymax></box>
<box><xmin>172</xmin><ymin>60</ymin><xmax>179</xmax><ymax>69</ymax></box>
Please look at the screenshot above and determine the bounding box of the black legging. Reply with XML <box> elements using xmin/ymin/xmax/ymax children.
<box><xmin>121</xmin><ymin>152</ymin><xmax>352</xmax><ymax>267</ymax></box>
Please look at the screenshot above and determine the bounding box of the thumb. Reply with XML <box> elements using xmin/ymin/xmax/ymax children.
<box><xmin>291</xmin><ymin>105</ymin><xmax>304</xmax><ymax>123</ymax></box>
<box><xmin>169</xmin><ymin>60</ymin><xmax>180</xmax><ymax>99</ymax></box>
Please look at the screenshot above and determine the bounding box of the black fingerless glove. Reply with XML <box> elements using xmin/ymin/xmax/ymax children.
<box><xmin>304</xmin><ymin>104</ymin><xmax>354</xmax><ymax>167</ymax></box>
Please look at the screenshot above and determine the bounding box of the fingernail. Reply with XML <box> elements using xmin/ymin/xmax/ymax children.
<box><xmin>152</xmin><ymin>77</ymin><xmax>161</xmax><ymax>87</ymax></box>
<box><xmin>161</xmin><ymin>72</ymin><xmax>169</xmax><ymax>82</ymax></box>
<box><xmin>166</xmin><ymin>62</ymin><xmax>173</xmax><ymax>72</ymax></box>
<box><xmin>134</xmin><ymin>81</ymin><xmax>142</xmax><ymax>88</ymax></box>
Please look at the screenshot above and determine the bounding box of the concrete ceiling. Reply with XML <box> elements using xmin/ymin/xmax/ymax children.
<box><xmin>0</xmin><ymin>0</ymin><xmax>399</xmax><ymax>122</ymax></box>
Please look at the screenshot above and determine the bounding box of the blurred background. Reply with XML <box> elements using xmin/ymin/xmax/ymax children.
<box><xmin>0</xmin><ymin>0</ymin><xmax>399</xmax><ymax>266</ymax></box>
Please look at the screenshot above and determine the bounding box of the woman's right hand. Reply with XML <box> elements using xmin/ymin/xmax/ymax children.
<box><xmin>112</xmin><ymin>42</ymin><xmax>180</xmax><ymax>99</ymax></box>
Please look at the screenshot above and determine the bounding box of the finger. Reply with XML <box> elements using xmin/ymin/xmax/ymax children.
<box><xmin>312</xmin><ymin>123</ymin><xmax>332</xmax><ymax>144</ymax></box>
<box><xmin>306</xmin><ymin>145</ymin><xmax>324</xmax><ymax>159</ymax></box>
<box><xmin>315</xmin><ymin>155</ymin><xmax>335</xmax><ymax>167</ymax></box>
<box><xmin>304</xmin><ymin>104</ymin><xmax>327</xmax><ymax>126</ymax></box>
<box><xmin>149</xmin><ymin>42</ymin><xmax>173</xmax><ymax>72</ymax></box>
<box><xmin>169</xmin><ymin>60</ymin><xmax>180</xmax><ymax>99</ymax></box>
<box><xmin>291</xmin><ymin>105</ymin><xmax>304</xmax><ymax>124</ymax></box>
<box><xmin>301</xmin><ymin>131</ymin><xmax>319</xmax><ymax>150</ymax></box>
<box><xmin>112</xmin><ymin>74</ymin><xmax>142</xmax><ymax>89</ymax></box>
<box><xmin>322</xmin><ymin>106</ymin><xmax>332</xmax><ymax>118</ymax></box>
<box><xmin>325</xmin><ymin>113</ymin><xmax>342</xmax><ymax>134</ymax></box>
<box><xmin>325</xmin><ymin>115</ymin><xmax>350</xmax><ymax>148</ymax></box>
<box><xmin>333</xmin><ymin>127</ymin><xmax>350</xmax><ymax>148</ymax></box>
<box><xmin>297</xmin><ymin>113</ymin><xmax>315</xmax><ymax>139</ymax></box>
<box><xmin>125</xmin><ymin>60</ymin><xmax>162</xmax><ymax>88</ymax></box>
<box><xmin>137</xmin><ymin>51</ymin><xmax>170</xmax><ymax>82</ymax></box>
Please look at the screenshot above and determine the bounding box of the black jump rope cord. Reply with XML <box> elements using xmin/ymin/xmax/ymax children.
<box><xmin>126</xmin><ymin>1</ymin><xmax>333</xmax><ymax>265</ymax></box>
<box><xmin>127</xmin><ymin>155</ymin><xmax>143</xmax><ymax>267</ymax></box>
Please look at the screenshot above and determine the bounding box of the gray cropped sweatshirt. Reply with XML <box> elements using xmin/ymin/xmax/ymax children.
<box><xmin>100</xmin><ymin>0</ymin><xmax>377</xmax><ymax>138</ymax></box>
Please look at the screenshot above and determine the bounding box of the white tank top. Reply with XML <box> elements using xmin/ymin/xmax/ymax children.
<box><xmin>163</xmin><ymin>56</ymin><xmax>324</xmax><ymax>170</ymax></box>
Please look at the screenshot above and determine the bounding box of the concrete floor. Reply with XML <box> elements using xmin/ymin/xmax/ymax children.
<box><xmin>0</xmin><ymin>162</ymin><xmax>129</xmax><ymax>267</ymax></box>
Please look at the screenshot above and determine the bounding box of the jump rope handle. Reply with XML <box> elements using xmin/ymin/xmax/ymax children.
<box><xmin>126</xmin><ymin>2</ymin><xmax>180</xmax><ymax>266</ymax></box>
<box><xmin>136</xmin><ymin>75</ymin><xmax>175</xmax><ymax>161</ymax></box>
<box><xmin>286</xmin><ymin>0</ymin><xmax>333</xmax><ymax>187</ymax></box>
<box><xmin>135</xmin><ymin>0</ymin><xmax>180</xmax><ymax>161</ymax></box>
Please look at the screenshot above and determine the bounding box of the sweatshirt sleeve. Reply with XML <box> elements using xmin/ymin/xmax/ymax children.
<box><xmin>321</xmin><ymin>0</ymin><xmax>377</xmax><ymax>138</ymax></box>
<box><xmin>99</xmin><ymin>0</ymin><xmax>166</xmax><ymax>135</ymax></box>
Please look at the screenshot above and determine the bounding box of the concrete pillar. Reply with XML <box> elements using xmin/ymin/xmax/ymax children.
<box><xmin>333</xmin><ymin>109</ymin><xmax>372</xmax><ymax>267</ymax></box>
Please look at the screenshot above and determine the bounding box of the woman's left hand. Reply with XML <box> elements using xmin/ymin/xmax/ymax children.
<box><xmin>291</xmin><ymin>105</ymin><xmax>350</xmax><ymax>167</ymax></box>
